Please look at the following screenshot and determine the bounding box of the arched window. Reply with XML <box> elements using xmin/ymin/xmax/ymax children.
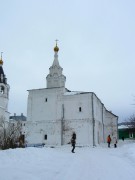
<box><xmin>0</xmin><ymin>86</ymin><xmax>4</xmax><ymax>94</ymax></box>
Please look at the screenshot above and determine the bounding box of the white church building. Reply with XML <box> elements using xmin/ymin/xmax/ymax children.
<box><xmin>26</xmin><ymin>43</ymin><xmax>118</xmax><ymax>146</ymax></box>
<box><xmin>0</xmin><ymin>54</ymin><xmax>10</xmax><ymax>122</ymax></box>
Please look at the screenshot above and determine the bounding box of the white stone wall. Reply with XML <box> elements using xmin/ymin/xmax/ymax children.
<box><xmin>92</xmin><ymin>94</ymin><xmax>104</xmax><ymax>144</ymax></box>
<box><xmin>0</xmin><ymin>83</ymin><xmax>10</xmax><ymax>122</ymax></box>
<box><xmin>27</xmin><ymin>87</ymin><xmax>65</xmax><ymax>122</ymax></box>
<box><xmin>0</xmin><ymin>95</ymin><xmax>10</xmax><ymax>121</ymax></box>
<box><xmin>61</xmin><ymin>93</ymin><xmax>93</xmax><ymax>145</ymax></box>
<box><xmin>63</xmin><ymin>93</ymin><xmax>92</xmax><ymax>119</ymax></box>
<box><xmin>62</xmin><ymin>119</ymin><xmax>93</xmax><ymax>146</ymax></box>
<box><xmin>104</xmin><ymin>110</ymin><xmax>118</xmax><ymax>141</ymax></box>
<box><xmin>26</xmin><ymin>88</ymin><xmax>118</xmax><ymax>146</ymax></box>
<box><xmin>0</xmin><ymin>94</ymin><xmax>8</xmax><ymax>110</ymax></box>
<box><xmin>26</xmin><ymin>121</ymin><xmax>62</xmax><ymax>145</ymax></box>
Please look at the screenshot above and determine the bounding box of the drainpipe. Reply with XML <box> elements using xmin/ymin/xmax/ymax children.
<box><xmin>61</xmin><ymin>104</ymin><xmax>64</xmax><ymax>145</ymax></box>
<box><xmin>102</xmin><ymin>104</ymin><xmax>105</xmax><ymax>143</ymax></box>
<box><xmin>117</xmin><ymin>116</ymin><xmax>119</xmax><ymax>140</ymax></box>
<box><xmin>92</xmin><ymin>93</ymin><xmax>95</xmax><ymax>147</ymax></box>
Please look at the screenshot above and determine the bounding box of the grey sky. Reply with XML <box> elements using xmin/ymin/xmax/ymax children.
<box><xmin>0</xmin><ymin>0</ymin><xmax>135</xmax><ymax>122</ymax></box>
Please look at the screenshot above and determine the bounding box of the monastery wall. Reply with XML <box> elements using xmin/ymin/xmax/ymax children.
<box><xmin>27</xmin><ymin>87</ymin><xmax>65</xmax><ymax>122</ymax></box>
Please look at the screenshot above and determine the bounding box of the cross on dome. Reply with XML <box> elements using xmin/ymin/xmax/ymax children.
<box><xmin>54</xmin><ymin>39</ymin><xmax>59</xmax><ymax>52</ymax></box>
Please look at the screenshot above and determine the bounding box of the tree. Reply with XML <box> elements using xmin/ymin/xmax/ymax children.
<box><xmin>0</xmin><ymin>116</ymin><xmax>23</xmax><ymax>149</ymax></box>
<box><xmin>126</xmin><ymin>114</ymin><xmax>135</xmax><ymax>129</ymax></box>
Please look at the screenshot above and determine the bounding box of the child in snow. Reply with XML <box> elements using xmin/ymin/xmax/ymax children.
<box><xmin>107</xmin><ymin>135</ymin><xmax>111</xmax><ymax>148</ymax></box>
<box><xmin>113</xmin><ymin>137</ymin><xmax>117</xmax><ymax>148</ymax></box>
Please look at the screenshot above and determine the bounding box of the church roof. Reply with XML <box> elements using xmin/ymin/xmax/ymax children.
<box><xmin>64</xmin><ymin>89</ymin><xmax>118</xmax><ymax>118</ymax></box>
<box><xmin>0</xmin><ymin>66</ymin><xmax>6</xmax><ymax>84</ymax></box>
<box><xmin>118</xmin><ymin>125</ymin><xmax>129</xmax><ymax>129</ymax></box>
<box><xmin>64</xmin><ymin>91</ymin><xmax>83</xmax><ymax>95</ymax></box>
<box><xmin>0</xmin><ymin>66</ymin><xmax>4</xmax><ymax>76</ymax></box>
<box><xmin>64</xmin><ymin>90</ymin><xmax>94</xmax><ymax>96</ymax></box>
<box><xmin>105</xmin><ymin>109</ymin><xmax>118</xmax><ymax>118</ymax></box>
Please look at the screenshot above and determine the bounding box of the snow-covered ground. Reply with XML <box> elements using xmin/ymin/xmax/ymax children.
<box><xmin>0</xmin><ymin>140</ymin><xmax>135</xmax><ymax>180</ymax></box>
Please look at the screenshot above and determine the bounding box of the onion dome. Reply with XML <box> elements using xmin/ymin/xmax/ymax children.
<box><xmin>54</xmin><ymin>41</ymin><xmax>59</xmax><ymax>52</ymax></box>
<box><xmin>0</xmin><ymin>52</ymin><xmax>3</xmax><ymax>65</ymax></box>
<box><xmin>0</xmin><ymin>59</ymin><xmax>3</xmax><ymax>65</ymax></box>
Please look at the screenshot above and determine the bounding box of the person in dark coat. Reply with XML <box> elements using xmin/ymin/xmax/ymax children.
<box><xmin>71</xmin><ymin>133</ymin><xmax>76</xmax><ymax>153</ymax></box>
<box><xmin>113</xmin><ymin>137</ymin><xmax>117</xmax><ymax>148</ymax></box>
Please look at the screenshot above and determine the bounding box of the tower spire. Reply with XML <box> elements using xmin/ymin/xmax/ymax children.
<box><xmin>0</xmin><ymin>52</ymin><xmax>3</xmax><ymax>65</ymax></box>
<box><xmin>56</xmin><ymin>39</ymin><xmax>58</xmax><ymax>45</ymax></box>
<box><xmin>46</xmin><ymin>41</ymin><xmax>66</xmax><ymax>88</ymax></box>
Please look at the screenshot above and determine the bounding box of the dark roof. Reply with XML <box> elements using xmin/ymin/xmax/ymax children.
<box><xmin>118</xmin><ymin>122</ymin><xmax>133</xmax><ymax>126</ymax></box>
<box><xmin>0</xmin><ymin>66</ymin><xmax>6</xmax><ymax>84</ymax></box>
<box><xmin>10</xmin><ymin>114</ymin><xmax>27</xmax><ymax>121</ymax></box>
<box><xmin>0</xmin><ymin>66</ymin><xmax>4</xmax><ymax>75</ymax></box>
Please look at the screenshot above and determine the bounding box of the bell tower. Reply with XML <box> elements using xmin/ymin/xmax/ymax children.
<box><xmin>46</xmin><ymin>41</ymin><xmax>66</xmax><ymax>88</ymax></box>
<box><xmin>0</xmin><ymin>53</ymin><xmax>10</xmax><ymax>114</ymax></box>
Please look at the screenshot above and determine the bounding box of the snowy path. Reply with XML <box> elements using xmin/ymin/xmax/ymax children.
<box><xmin>0</xmin><ymin>141</ymin><xmax>135</xmax><ymax>180</ymax></box>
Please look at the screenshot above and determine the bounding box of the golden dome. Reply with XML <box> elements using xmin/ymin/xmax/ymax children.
<box><xmin>54</xmin><ymin>42</ymin><xmax>59</xmax><ymax>52</ymax></box>
<box><xmin>0</xmin><ymin>59</ymin><xmax>3</xmax><ymax>65</ymax></box>
<box><xmin>54</xmin><ymin>45</ymin><xmax>59</xmax><ymax>52</ymax></box>
<box><xmin>0</xmin><ymin>52</ymin><xmax>3</xmax><ymax>65</ymax></box>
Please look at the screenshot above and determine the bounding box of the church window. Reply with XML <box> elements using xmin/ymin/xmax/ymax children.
<box><xmin>79</xmin><ymin>107</ymin><xmax>82</xmax><ymax>112</ymax></box>
<box><xmin>45</xmin><ymin>98</ymin><xmax>48</xmax><ymax>102</ymax></box>
<box><xmin>0</xmin><ymin>86</ymin><xmax>4</xmax><ymax>94</ymax></box>
<box><xmin>44</xmin><ymin>134</ymin><xmax>47</xmax><ymax>140</ymax></box>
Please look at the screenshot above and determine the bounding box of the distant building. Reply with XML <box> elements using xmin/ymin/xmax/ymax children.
<box><xmin>26</xmin><ymin>43</ymin><xmax>118</xmax><ymax>146</ymax></box>
<box><xmin>9</xmin><ymin>113</ymin><xmax>26</xmax><ymax>134</ymax></box>
<box><xmin>10</xmin><ymin>113</ymin><xmax>26</xmax><ymax>122</ymax></box>
<box><xmin>0</xmin><ymin>54</ymin><xmax>10</xmax><ymax>122</ymax></box>
<box><xmin>9</xmin><ymin>113</ymin><xmax>27</xmax><ymax>145</ymax></box>
<box><xmin>118</xmin><ymin>123</ymin><xmax>135</xmax><ymax>139</ymax></box>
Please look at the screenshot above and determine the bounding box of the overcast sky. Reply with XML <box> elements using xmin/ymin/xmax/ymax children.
<box><xmin>0</xmin><ymin>0</ymin><xmax>135</xmax><ymax>122</ymax></box>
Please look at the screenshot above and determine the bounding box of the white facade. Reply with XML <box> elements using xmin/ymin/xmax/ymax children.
<box><xmin>26</xmin><ymin>44</ymin><xmax>118</xmax><ymax>146</ymax></box>
<box><xmin>0</xmin><ymin>57</ymin><xmax>10</xmax><ymax>122</ymax></box>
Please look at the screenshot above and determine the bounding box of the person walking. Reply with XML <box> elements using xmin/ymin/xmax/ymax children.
<box><xmin>71</xmin><ymin>133</ymin><xmax>76</xmax><ymax>153</ymax></box>
<box><xmin>107</xmin><ymin>135</ymin><xmax>111</xmax><ymax>148</ymax></box>
<box><xmin>113</xmin><ymin>137</ymin><xmax>117</xmax><ymax>148</ymax></box>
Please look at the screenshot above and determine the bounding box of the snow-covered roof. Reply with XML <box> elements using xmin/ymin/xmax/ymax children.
<box><xmin>64</xmin><ymin>91</ymin><xmax>83</xmax><ymax>95</ymax></box>
<box><xmin>118</xmin><ymin>125</ymin><xmax>129</xmax><ymax>129</ymax></box>
<box><xmin>0</xmin><ymin>106</ymin><xmax>5</xmax><ymax>110</ymax></box>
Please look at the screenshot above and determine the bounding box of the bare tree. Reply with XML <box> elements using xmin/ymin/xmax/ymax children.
<box><xmin>126</xmin><ymin>114</ymin><xmax>135</xmax><ymax>129</ymax></box>
<box><xmin>0</xmin><ymin>116</ymin><xmax>23</xmax><ymax>149</ymax></box>
<box><xmin>0</xmin><ymin>116</ymin><xmax>7</xmax><ymax>149</ymax></box>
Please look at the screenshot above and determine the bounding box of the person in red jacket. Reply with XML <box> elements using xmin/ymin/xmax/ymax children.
<box><xmin>107</xmin><ymin>135</ymin><xmax>111</xmax><ymax>148</ymax></box>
